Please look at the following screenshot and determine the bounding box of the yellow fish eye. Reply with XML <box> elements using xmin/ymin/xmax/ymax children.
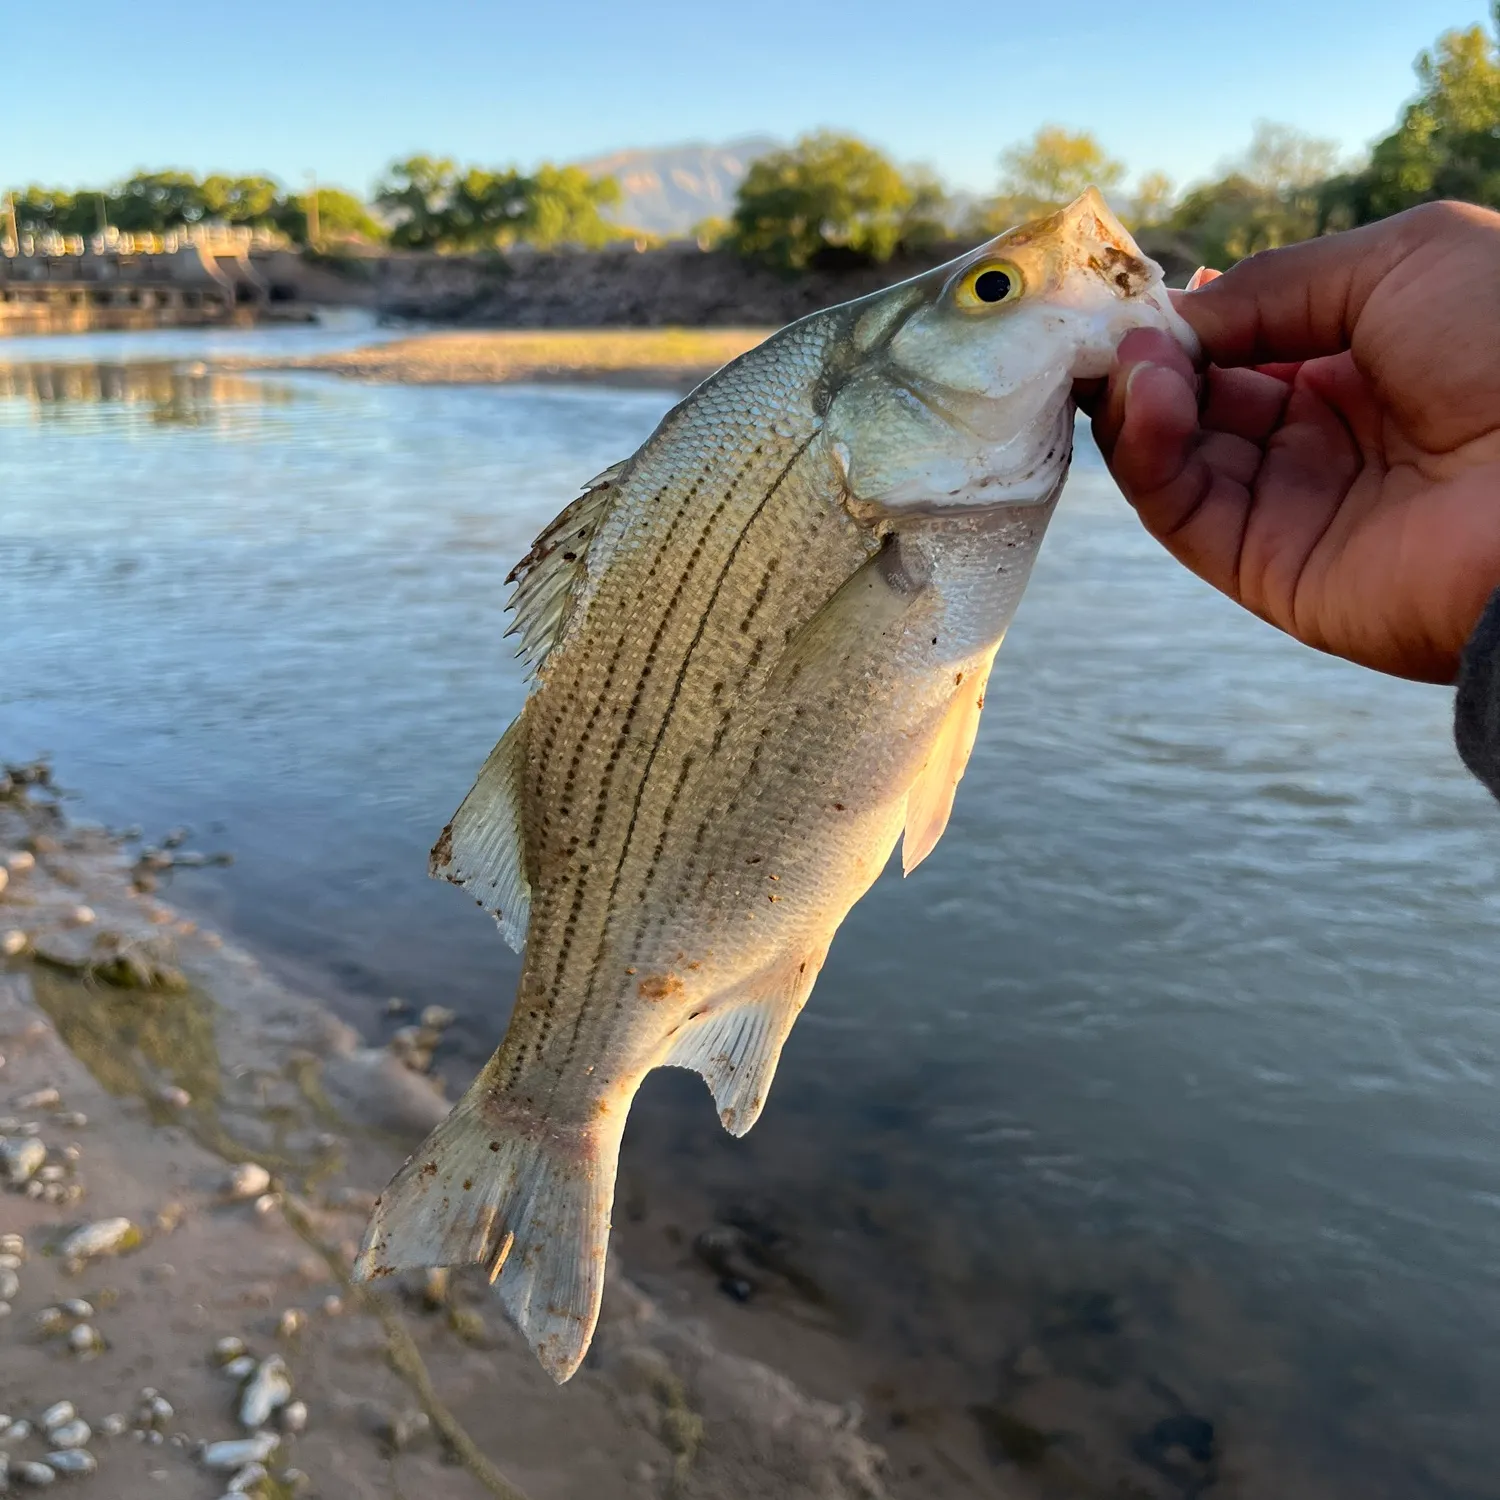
<box><xmin>955</xmin><ymin>260</ymin><xmax>1023</xmax><ymax>309</ymax></box>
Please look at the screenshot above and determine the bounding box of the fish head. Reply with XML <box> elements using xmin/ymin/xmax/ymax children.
<box><xmin>827</xmin><ymin>187</ymin><xmax>1198</xmax><ymax>517</ymax></box>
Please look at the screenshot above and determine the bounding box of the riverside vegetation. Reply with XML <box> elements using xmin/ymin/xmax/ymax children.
<box><xmin>5</xmin><ymin>8</ymin><xmax>1497</xmax><ymax>275</ymax></box>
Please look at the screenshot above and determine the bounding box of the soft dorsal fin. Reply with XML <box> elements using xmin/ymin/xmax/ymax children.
<box><xmin>505</xmin><ymin>461</ymin><xmax>626</xmax><ymax>675</ymax></box>
<box><xmin>430</xmin><ymin>714</ymin><xmax>532</xmax><ymax>951</ymax></box>
<box><xmin>902</xmin><ymin>646</ymin><xmax>999</xmax><ymax>876</ymax></box>
<box><xmin>659</xmin><ymin>948</ymin><xmax>828</xmax><ymax>1137</ymax></box>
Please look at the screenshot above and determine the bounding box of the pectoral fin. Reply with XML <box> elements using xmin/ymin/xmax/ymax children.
<box><xmin>901</xmin><ymin>646</ymin><xmax>999</xmax><ymax>876</ymax></box>
<box><xmin>767</xmin><ymin>535</ymin><xmax>924</xmax><ymax>699</ymax></box>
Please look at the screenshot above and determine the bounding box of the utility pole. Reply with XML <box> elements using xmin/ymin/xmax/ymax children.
<box><xmin>305</xmin><ymin>171</ymin><xmax>320</xmax><ymax>250</ymax></box>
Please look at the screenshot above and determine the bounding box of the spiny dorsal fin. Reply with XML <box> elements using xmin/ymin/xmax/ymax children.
<box><xmin>902</xmin><ymin>645</ymin><xmax>1000</xmax><ymax>876</ymax></box>
<box><xmin>430</xmin><ymin>714</ymin><xmax>531</xmax><ymax>951</ymax></box>
<box><xmin>505</xmin><ymin>461</ymin><xmax>626</xmax><ymax>676</ymax></box>
<box><xmin>659</xmin><ymin>948</ymin><xmax>827</xmax><ymax>1137</ymax></box>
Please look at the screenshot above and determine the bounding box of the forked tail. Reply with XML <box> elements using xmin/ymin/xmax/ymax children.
<box><xmin>352</xmin><ymin>1079</ymin><xmax>623</xmax><ymax>1382</ymax></box>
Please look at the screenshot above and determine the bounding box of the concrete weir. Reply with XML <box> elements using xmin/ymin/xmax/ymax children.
<box><xmin>0</xmin><ymin>227</ymin><xmax>317</xmax><ymax>334</ymax></box>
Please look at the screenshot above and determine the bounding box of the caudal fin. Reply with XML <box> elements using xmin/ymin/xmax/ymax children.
<box><xmin>352</xmin><ymin>1081</ymin><xmax>621</xmax><ymax>1382</ymax></box>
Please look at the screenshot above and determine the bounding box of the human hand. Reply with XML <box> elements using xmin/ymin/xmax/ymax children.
<box><xmin>1084</xmin><ymin>200</ymin><xmax>1500</xmax><ymax>684</ymax></box>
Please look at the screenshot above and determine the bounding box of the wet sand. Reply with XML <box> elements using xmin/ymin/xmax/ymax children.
<box><xmin>0</xmin><ymin>770</ymin><xmax>892</xmax><ymax>1500</ymax></box>
<box><xmin>236</xmin><ymin>328</ymin><xmax>773</xmax><ymax>389</ymax></box>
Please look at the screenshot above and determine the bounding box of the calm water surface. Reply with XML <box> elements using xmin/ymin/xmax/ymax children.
<box><xmin>2</xmin><ymin>329</ymin><xmax>1499</xmax><ymax>1496</ymax></box>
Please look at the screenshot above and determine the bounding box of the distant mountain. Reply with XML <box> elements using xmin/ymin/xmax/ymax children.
<box><xmin>574</xmin><ymin>137</ymin><xmax>780</xmax><ymax>238</ymax></box>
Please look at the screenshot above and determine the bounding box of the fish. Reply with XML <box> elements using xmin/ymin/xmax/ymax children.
<box><xmin>353</xmin><ymin>189</ymin><xmax>1196</xmax><ymax>1381</ymax></box>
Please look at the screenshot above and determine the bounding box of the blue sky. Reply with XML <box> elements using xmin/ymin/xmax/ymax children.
<box><xmin>4</xmin><ymin>1</ymin><xmax>1479</xmax><ymax>195</ymax></box>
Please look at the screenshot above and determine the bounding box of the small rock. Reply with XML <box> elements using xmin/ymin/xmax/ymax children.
<box><xmin>157</xmin><ymin>1086</ymin><xmax>192</xmax><ymax>1110</ymax></box>
<box><xmin>0</xmin><ymin>866</ymin><xmax>7</xmax><ymax>895</ymax></box>
<box><xmin>239</xmin><ymin>1355</ymin><xmax>292</xmax><ymax>1429</ymax></box>
<box><xmin>1</xmin><ymin>930</ymin><xmax>26</xmax><ymax>957</ymax></box>
<box><xmin>225</xmin><ymin>1163</ymin><xmax>271</xmax><ymax>1201</ymax></box>
<box><xmin>15</xmin><ymin>1087</ymin><xmax>58</xmax><ymax>1111</ymax></box>
<box><xmin>34</xmin><ymin>1307</ymin><xmax>67</xmax><ymax>1334</ymax></box>
<box><xmin>1</xmin><ymin>1136</ymin><xmax>47</xmax><ymax>1183</ymax></box>
<box><xmin>276</xmin><ymin>1309</ymin><xmax>306</xmax><ymax>1339</ymax></box>
<box><xmin>0</xmin><ymin>1253</ymin><xmax>18</xmax><ymax>1270</ymax></box>
<box><xmin>421</xmin><ymin>1267</ymin><xmax>449</xmax><ymax>1308</ymax></box>
<box><xmin>0</xmin><ymin>1302</ymin><xmax>10</xmax><ymax>1317</ymax></box>
<box><xmin>12</xmin><ymin>1458</ymin><xmax>56</xmax><ymax>1486</ymax></box>
<box><xmin>419</xmin><ymin>1004</ymin><xmax>456</xmax><ymax>1030</ymax></box>
<box><xmin>44</xmin><ymin>1421</ymin><xmax>89</xmax><ymax>1451</ymax></box>
<box><xmin>2</xmin><ymin>1419</ymin><xmax>33</xmax><ymax>1443</ymax></box>
<box><xmin>280</xmin><ymin>1400</ymin><xmax>307</xmax><ymax>1434</ymax></box>
<box><xmin>154</xmin><ymin>1201</ymin><xmax>184</xmax><ymax>1233</ymax></box>
<box><xmin>66</xmin><ymin>1324</ymin><xmax>102</xmax><ymax>1355</ymax></box>
<box><xmin>0</xmin><ymin>1269</ymin><xmax>18</xmax><ymax>1301</ymax></box>
<box><xmin>99</xmin><ymin>1414</ymin><xmax>127</xmax><ymax>1438</ymax></box>
<box><xmin>282</xmin><ymin>1469</ymin><xmax>311</xmax><ymax>1493</ymax></box>
<box><xmin>58</xmin><ymin>1299</ymin><xmax>94</xmax><ymax>1319</ymax></box>
<box><xmin>141</xmin><ymin>1393</ymin><xmax>174</xmax><ymax>1426</ymax></box>
<box><xmin>66</xmin><ymin>907</ymin><xmax>94</xmax><ymax>927</ymax></box>
<box><xmin>45</xmin><ymin>1449</ymin><xmax>96</xmax><ymax>1475</ymax></box>
<box><xmin>38</xmin><ymin>1403</ymin><xmax>75</xmax><ymax>1433</ymax></box>
<box><xmin>55</xmin><ymin>1113</ymin><xmax>86</xmax><ymax>1130</ymax></box>
<box><xmin>226</xmin><ymin>1461</ymin><xmax>268</xmax><ymax>1492</ymax></box>
<box><xmin>252</xmin><ymin>1193</ymin><xmax>281</xmax><ymax>1217</ymax></box>
<box><xmin>201</xmin><ymin>1433</ymin><xmax>279</xmax><ymax>1470</ymax></box>
<box><xmin>37</xmin><ymin>1164</ymin><xmax>67</xmax><ymax>1184</ymax></box>
<box><xmin>60</xmin><ymin>1145</ymin><xmax>80</xmax><ymax>1163</ymax></box>
<box><xmin>23</xmin><ymin>1178</ymin><xmax>43</xmax><ymax>1199</ymax></box>
<box><xmin>383</xmin><ymin>997</ymin><xmax>408</xmax><ymax>1015</ymax></box>
<box><xmin>6</xmin><ymin>851</ymin><xmax>35</xmax><ymax>875</ymax></box>
<box><xmin>380</xmin><ymin>1408</ymin><xmax>431</xmax><ymax>1452</ymax></box>
<box><xmin>58</xmin><ymin>1218</ymin><xmax>139</xmax><ymax>1261</ymax></box>
<box><xmin>320</xmin><ymin>1294</ymin><xmax>343</xmax><ymax>1318</ymax></box>
<box><xmin>222</xmin><ymin>1356</ymin><xmax>256</xmax><ymax>1380</ymax></box>
<box><xmin>213</xmin><ymin>1335</ymin><xmax>248</xmax><ymax>1364</ymax></box>
<box><xmin>0</xmin><ymin>1233</ymin><xmax>22</xmax><ymax>1257</ymax></box>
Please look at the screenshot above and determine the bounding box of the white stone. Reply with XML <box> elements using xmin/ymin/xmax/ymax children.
<box><xmin>225</xmin><ymin>1163</ymin><xmax>270</xmax><ymax>1200</ymax></box>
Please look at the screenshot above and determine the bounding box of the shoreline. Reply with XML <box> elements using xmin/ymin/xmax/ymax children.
<box><xmin>0</xmin><ymin>766</ymin><xmax>894</xmax><ymax>1500</ymax></box>
<box><xmin>226</xmin><ymin>328</ymin><xmax>775</xmax><ymax>390</ymax></box>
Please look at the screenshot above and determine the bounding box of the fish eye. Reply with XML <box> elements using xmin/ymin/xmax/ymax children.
<box><xmin>954</xmin><ymin>260</ymin><xmax>1023</xmax><ymax>310</ymax></box>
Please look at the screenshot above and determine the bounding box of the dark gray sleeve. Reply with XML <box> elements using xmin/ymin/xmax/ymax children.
<box><xmin>1455</xmin><ymin>588</ymin><xmax>1500</xmax><ymax>798</ymax></box>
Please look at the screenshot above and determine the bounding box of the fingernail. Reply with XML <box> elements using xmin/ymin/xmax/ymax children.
<box><xmin>1185</xmin><ymin>266</ymin><xmax>1218</xmax><ymax>292</ymax></box>
<box><xmin>1123</xmin><ymin>361</ymin><xmax>1156</xmax><ymax>405</ymax></box>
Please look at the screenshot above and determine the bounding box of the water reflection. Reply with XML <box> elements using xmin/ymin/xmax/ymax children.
<box><xmin>0</xmin><ymin>360</ymin><xmax>300</xmax><ymax>428</ymax></box>
<box><xmin>3</xmin><ymin>345</ymin><xmax>1499</xmax><ymax>1497</ymax></box>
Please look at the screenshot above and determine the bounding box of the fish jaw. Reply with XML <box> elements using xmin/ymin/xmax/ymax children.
<box><xmin>826</xmin><ymin>186</ymin><xmax>1195</xmax><ymax>517</ymax></box>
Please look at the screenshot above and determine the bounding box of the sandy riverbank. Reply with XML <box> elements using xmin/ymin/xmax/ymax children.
<box><xmin>0</xmin><ymin>767</ymin><xmax>898</xmax><ymax>1500</ymax></box>
<box><xmin>236</xmin><ymin>328</ymin><xmax>773</xmax><ymax>389</ymax></box>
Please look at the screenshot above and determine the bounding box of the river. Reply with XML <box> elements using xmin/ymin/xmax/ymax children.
<box><xmin>2</xmin><ymin>325</ymin><xmax>1498</xmax><ymax>1497</ymax></box>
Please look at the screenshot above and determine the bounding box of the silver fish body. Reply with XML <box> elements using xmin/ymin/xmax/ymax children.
<box><xmin>355</xmin><ymin>189</ymin><xmax>1194</xmax><ymax>1379</ymax></box>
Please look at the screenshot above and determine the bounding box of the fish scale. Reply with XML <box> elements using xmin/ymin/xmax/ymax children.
<box><xmin>355</xmin><ymin>188</ymin><xmax>1196</xmax><ymax>1381</ymax></box>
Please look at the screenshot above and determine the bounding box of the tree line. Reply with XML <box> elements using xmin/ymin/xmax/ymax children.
<box><xmin>5</xmin><ymin>9</ymin><xmax>1494</xmax><ymax>271</ymax></box>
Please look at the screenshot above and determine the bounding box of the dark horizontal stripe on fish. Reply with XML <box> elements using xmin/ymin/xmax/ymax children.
<box><xmin>552</xmin><ymin>432</ymin><xmax>818</xmax><ymax>1088</ymax></box>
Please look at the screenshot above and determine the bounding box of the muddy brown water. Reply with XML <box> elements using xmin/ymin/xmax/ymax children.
<box><xmin>3</xmin><ymin>327</ymin><xmax>1500</xmax><ymax>1497</ymax></box>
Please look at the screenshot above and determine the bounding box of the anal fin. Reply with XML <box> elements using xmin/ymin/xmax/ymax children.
<box><xmin>659</xmin><ymin>949</ymin><xmax>827</xmax><ymax>1136</ymax></box>
<box><xmin>431</xmin><ymin>715</ymin><xmax>532</xmax><ymax>951</ymax></box>
<box><xmin>902</xmin><ymin>646</ymin><xmax>999</xmax><ymax>876</ymax></box>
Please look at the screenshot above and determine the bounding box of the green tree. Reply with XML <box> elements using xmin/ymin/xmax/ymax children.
<box><xmin>1167</xmin><ymin>122</ymin><xmax>1341</xmax><ymax>265</ymax></box>
<box><xmin>11</xmin><ymin>185</ymin><xmax>93</xmax><ymax>237</ymax></box>
<box><xmin>109</xmin><ymin>172</ymin><xmax>209</xmax><ymax>232</ymax></box>
<box><xmin>1324</xmin><ymin>11</ymin><xmax>1500</xmax><ymax>224</ymax></box>
<box><xmin>729</xmin><ymin>132</ymin><xmax>947</xmax><ymax>272</ymax></box>
<box><xmin>974</xmin><ymin>126</ymin><xmax>1125</xmax><ymax>232</ymax></box>
<box><xmin>520</xmin><ymin>164</ymin><xmax>622</xmax><ymax>249</ymax></box>
<box><xmin>272</xmin><ymin>186</ymin><xmax>385</xmax><ymax>245</ymax></box>
<box><xmin>200</xmin><ymin>174</ymin><xmax>281</xmax><ymax>226</ymax></box>
<box><xmin>1126</xmin><ymin>170</ymin><xmax>1176</xmax><ymax>230</ymax></box>
<box><xmin>375</xmin><ymin>155</ymin><xmax>459</xmax><ymax>248</ymax></box>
